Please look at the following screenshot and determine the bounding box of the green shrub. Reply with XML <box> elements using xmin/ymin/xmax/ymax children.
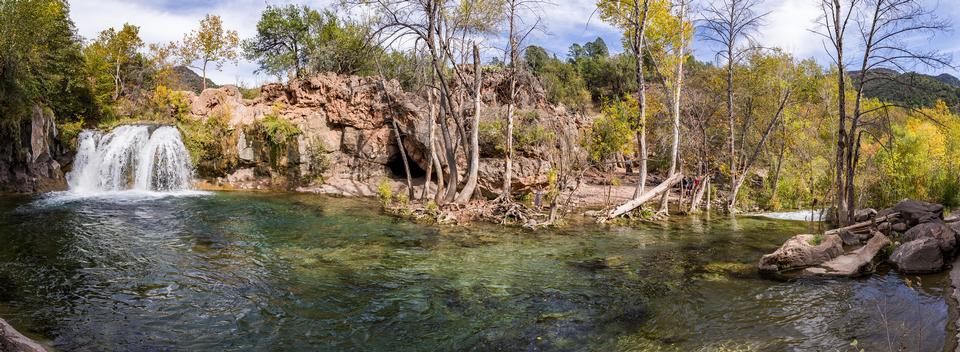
<box><xmin>58</xmin><ymin>117</ymin><xmax>84</xmax><ymax>147</ymax></box>
<box><xmin>376</xmin><ymin>180</ymin><xmax>393</xmax><ymax>207</ymax></box>
<box><xmin>808</xmin><ymin>234</ymin><xmax>824</xmax><ymax>246</ymax></box>
<box><xmin>256</xmin><ymin>112</ymin><xmax>300</xmax><ymax>146</ymax></box>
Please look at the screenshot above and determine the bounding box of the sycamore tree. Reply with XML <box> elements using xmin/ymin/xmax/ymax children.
<box><xmin>645</xmin><ymin>0</ymin><xmax>691</xmax><ymax>214</ymax></box>
<box><xmin>597</xmin><ymin>0</ymin><xmax>665</xmax><ymax>199</ymax></box>
<box><xmin>177</xmin><ymin>14</ymin><xmax>239</xmax><ymax>90</ymax></box>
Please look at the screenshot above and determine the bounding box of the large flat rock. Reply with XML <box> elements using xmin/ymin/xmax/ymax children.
<box><xmin>804</xmin><ymin>232</ymin><xmax>890</xmax><ymax>277</ymax></box>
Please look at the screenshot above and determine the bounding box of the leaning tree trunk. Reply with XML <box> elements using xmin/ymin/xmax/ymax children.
<box><xmin>456</xmin><ymin>44</ymin><xmax>482</xmax><ymax>203</ymax></box>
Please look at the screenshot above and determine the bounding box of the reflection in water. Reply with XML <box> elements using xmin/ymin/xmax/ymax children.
<box><xmin>0</xmin><ymin>193</ymin><xmax>950</xmax><ymax>351</ymax></box>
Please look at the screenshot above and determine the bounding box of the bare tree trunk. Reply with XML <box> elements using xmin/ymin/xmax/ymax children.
<box><xmin>729</xmin><ymin>91</ymin><xmax>791</xmax><ymax>210</ymax></box>
<box><xmin>390</xmin><ymin>117</ymin><xmax>414</xmax><ymax>200</ymax></box>
<box><xmin>706</xmin><ymin>177</ymin><xmax>712</xmax><ymax>212</ymax></box>
<box><xmin>725</xmin><ymin>46</ymin><xmax>737</xmax><ymax>211</ymax></box>
<box><xmin>770</xmin><ymin>123</ymin><xmax>786</xmax><ymax>202</ymax></box>
<box><xmin>432</xmin><ymin>141</ymin><xmax>445</xmax><ymax>204</ymax></box>
<box><xmin>658</xmin><ymin>1</ymin><xmax>687</xmax><ymax>214</ymax></box>
<box><xmin>421</xmin><ymin>87</ymin><xmax>436</xmax><ymax>200</ymax></box>
<box><xmin>689</xmin><ymin>176</ymin><xmax>709</xmax><ymax>213</ymax></box>
<box><xmin>202</xmin><ymin>60</ymin><xmax>208</xmax><ymax>91</ymax></box>
<box><xmin>632</xmin><ymin>0</ymin><xmax>651</xmax><ymax>199</ymax></box>
<box><xmin>501</xmin><ymin>1</ymin><xmax>519</xmax><ymax>200</ymax></box>
<box><xmin>456</xmin><ymin>44</ymin><xmax>482</xmax><ymax>203</ymax></box>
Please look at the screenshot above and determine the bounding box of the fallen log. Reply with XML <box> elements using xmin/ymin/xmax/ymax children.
<box><xmin>824</xmin><ymin>212</ymin><xmax>900</xmax><ymax>236</ymax></box>
<box><xmin>602</xmin><ymin>173</ymin><xmax>683</xmax><ymax>221</ymax></box>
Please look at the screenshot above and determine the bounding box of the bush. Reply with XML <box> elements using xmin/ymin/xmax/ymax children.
<box><xmin>177</xmin><ymin>108</ymin><xmax>235</xmax><ymax>176</ymax></box>
<box><xmin>376</xmin><ymin>180</ymin><xmax>393</xmax><ymax>207</ymax></box>
<box><xmin>58</xmin><ymin>117</ymin><xmax>84</xmax><ymax>147</ymax></box>
<box><xmin>255</xmin><ymin>106</ymin><xmax>300</xmax><ymax>145</ymax></box>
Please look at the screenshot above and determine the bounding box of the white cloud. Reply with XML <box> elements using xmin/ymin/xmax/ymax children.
<box><xmin>70</xmin><ymin>0</ymin><xmax>958</xmax><ymax>85</ymax></box>
<box><xmin>754</xmin><ymin>0</ymin><xmax>822</xmax><ymax>59</ymax></box>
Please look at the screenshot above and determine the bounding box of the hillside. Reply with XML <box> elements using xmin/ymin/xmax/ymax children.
<box><xmin>169</xmin><ymin>66</ymin><xmax>218</xmax><ymax>93</ymax></box>
<box><xmin>850</xmin><ymin>69</ymin><xmax>960</xmax><ymax>110</ymax></box>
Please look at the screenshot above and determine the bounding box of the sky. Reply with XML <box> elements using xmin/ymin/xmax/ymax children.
<box><xmin>69</xmin><ymin>0</ymin><xmax>960</xmax><ymax>86</ymax></box>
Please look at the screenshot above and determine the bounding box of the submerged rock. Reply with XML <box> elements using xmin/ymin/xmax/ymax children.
<box><xmin>804</xmin><ymin>232</ymin><xmax>891</xmax><ymax>277</ymax></box>
<box><xmin>891</xmin><ymin>237</ymin><xmax>945</xmax><ymax>274</ymax></box>
<box><xmin>758</xmin><ymin>234</ymin><xmax>843</xmax><ymax>274</ymax></box>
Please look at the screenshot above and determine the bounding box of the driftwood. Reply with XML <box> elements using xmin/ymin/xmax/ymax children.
<box><xmin>602</xmin><ymin>173</ymin><xmax>684</xmax><ymax>221</ymax></box>
<box><xmin>824</xmin><ymin>212</ymin><xmax>900</xmax><ymax>236</ymax></box>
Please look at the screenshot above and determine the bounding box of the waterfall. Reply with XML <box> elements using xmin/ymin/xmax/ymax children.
<box><xmin>67</xmin><ymin>125</ymin><xmax>194</xmax><ymax>193</ymax></box>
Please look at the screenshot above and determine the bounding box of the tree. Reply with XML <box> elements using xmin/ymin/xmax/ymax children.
<box><xmin>177</xmin><ymin>14</ymin><xmax>239</xmax><ymax>90</ymax></box>
<box><xmin>815</xmin><ymin>0</ymin><xmax>952</xmax><ymax>225</ymax></box>
<box><xmin>84</xmin><ymin>23</ymin><xmax>143</xmax><ymax>102</ymax></box>
<box><xmin>0</xmin><ymin>0</ymin><xmax>92</xmax><ymax>133</ymax></box>
<box><xmin>307</xmin><ymin>11</ymin><xmax>382</xmax><ymax>76</ymax></box>
<box><xmin>700</xmin><ymin>0</ymin><xmax>766</xmax><ymax>212</ymax></box>
<box><xmin>243</xmin><ymin>4</ymin><xmax>320</xmax><ymax>79</ymax></box>
<box><xmin>361</xmin><ymin>0</ymin><xmax>503</xmax><ymax>204</ymax></box>
<box><xmin>597</xmin><ymin>0</ymin><xmax>657</xmax><ymax>200</ymax></box>
<box><xmin>648</xmin><ymin>0</ymin><xmax>691</xmax><ymax>214</ymax></box>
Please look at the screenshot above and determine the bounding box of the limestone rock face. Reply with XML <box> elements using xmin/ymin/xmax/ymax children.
<box><xmin>184</xmin><ymin>71</ymin><xmax>584</xmax><ymax>194</ymax></box>
<box><xmin>0</xmin><ymin>105</ymin><xmax>67</xmax><ymax>193</ymax></box>
<box><xmin>758</xmin><ymin>234</ymin><xmax>844</xmax><ymax>274</ymax></box>
<box><xmin>891</xmin><ymin>237</ymin><xmax>945</xmax><ymax>274</ymax></box>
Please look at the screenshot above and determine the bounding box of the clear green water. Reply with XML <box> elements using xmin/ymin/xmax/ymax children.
<box><xmin>0</xmin><ymin>192</ymin><xmax>950</xmax><ymax>351</ymax></box>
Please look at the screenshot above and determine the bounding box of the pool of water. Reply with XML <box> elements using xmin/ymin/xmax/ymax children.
<box><xmin>0</xmin><ymin>192</ymin><xmax>951</xmax><ymax>351</ymax></box>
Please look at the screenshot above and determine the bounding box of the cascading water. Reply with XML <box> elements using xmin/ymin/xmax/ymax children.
<box><xmin>67</xmin><ymin>125</ymin><xmax>194</xmax><ymax>193</ymax></box>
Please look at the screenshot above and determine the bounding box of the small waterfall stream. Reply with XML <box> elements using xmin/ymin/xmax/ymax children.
<box><xmin>67</xmin><ymin>125</ymin><xmax>194</xmax><ymax>192</ymax></box>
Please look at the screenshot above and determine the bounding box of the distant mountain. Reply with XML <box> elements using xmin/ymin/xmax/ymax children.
<box><xmin>849</xmin><ymin>69</ymin><xmax>960</xmax><ymax>111</ymax></box>
<box><xmin>935</xmin><ymin>73</ymin><xmax>960</xmax><ymax>88</ymax></box>
<box><xmin>169</xmin><ymin>66</ymin><xmax>218</xmax><ymax>94</ymax></box>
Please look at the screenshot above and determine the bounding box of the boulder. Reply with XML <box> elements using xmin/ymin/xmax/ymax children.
<box><xmin>891</xmin><ymin>222</ymin><xmax>909</xmax><ymax>233</ymax></box>
<box><xmin>758</xmin><ymin>234</ymin><xmax>844</xmax><ymax>274</ymax></box>
<box><xmin>804</xmin><ymin>232</ymin><xmax>891</xmax><ymax>277</ymax></box>
<box><xmin>839</xmin><ymin>230</ymin><xmax>862</xmax><ymax>246</ymax></box>
<box><xmin>892</xmin><ymin>199</ymin><xmax>944</xmax><ymax>227</ymax></box>
<box><xmin>904</xmin><ymin>222</ymin><xmax>958</xmax><ymax>256</ymax></box>
<box><xmin>890</xmin><ymin>237</ymin><xmax>944</xmax><ymax>274</ymax></box>
<box><xmin>854</xmin><ymin>208</ymin><xmax>878</xmax><ymax>222</ymax></box>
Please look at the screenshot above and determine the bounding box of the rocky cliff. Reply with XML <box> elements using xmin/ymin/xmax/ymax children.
<box><xmin>183</xmin><ymin>70</ymin><xmax>586</xmax><ymax>196</ymax></box>
<box><xmin>0</xmin><ymin>105</ymin><xmax>67</xmax><ymax>193</ymax></box>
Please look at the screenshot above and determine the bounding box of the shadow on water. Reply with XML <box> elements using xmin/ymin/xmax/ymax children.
<box><xmin>0</xmin><ymin>193</ymin><xmax>951</xmax><ymax>351</ymax></box>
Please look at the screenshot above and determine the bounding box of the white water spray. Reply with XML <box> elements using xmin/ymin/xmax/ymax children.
<box><xmin>67</xmin><ymin>125</ymin><xmax>194</xmax><ymax>193</ymax></box>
